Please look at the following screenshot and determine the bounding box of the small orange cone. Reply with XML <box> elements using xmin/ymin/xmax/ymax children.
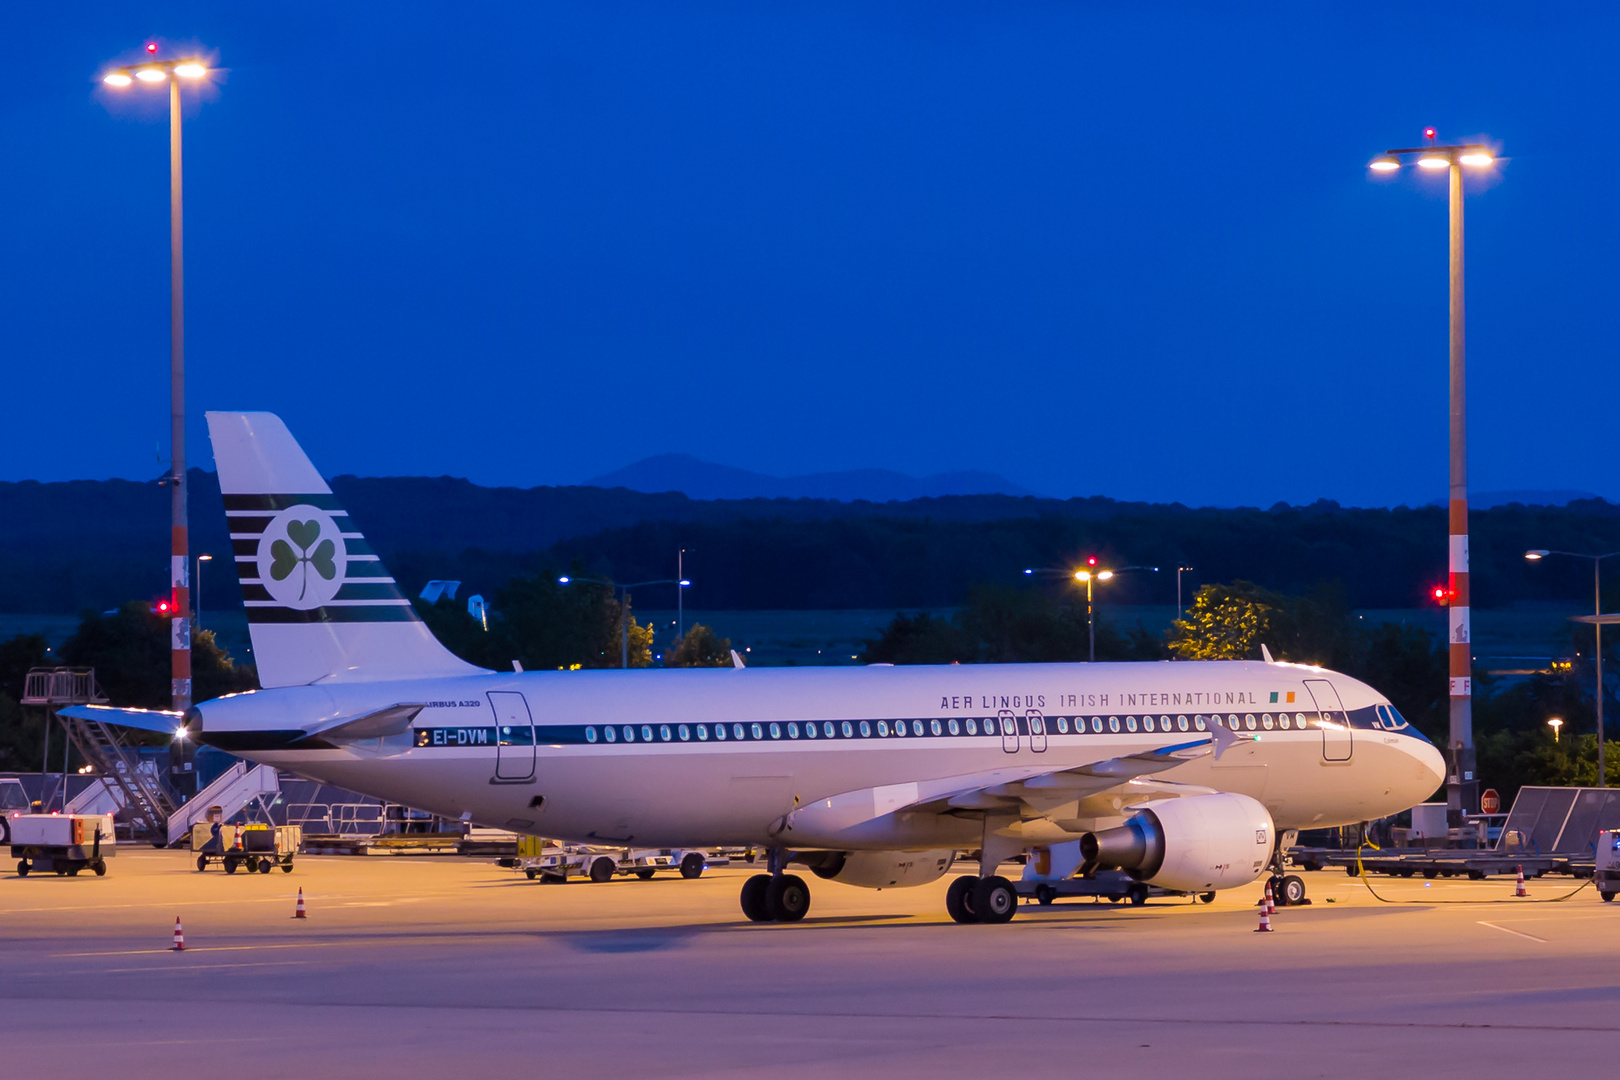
<box><xmin>1515</xmin><ymin>865</ymin><xmax>1529</xmax><ymax>897</ymax></box>
<box><xmin>1266</xmin><ymin>880</ymin><xmax>1276</xmax><ymax>915</ymax></box>
<box><xmin>1255</xmin><ymin>882</ymin><xmax>1274</xmax><ymax>932</ymax></box>
<box><xmin>293</xmin><ymin>887</ymin><xmax>307</xmax><ymax>919</ymax></box>
<box><xmin>172</xmin><ymin>916</ymin><xmax>186</xmax><ymax>951</ymax></box>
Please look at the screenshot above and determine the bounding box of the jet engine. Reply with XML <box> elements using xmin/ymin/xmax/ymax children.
<box><xmin>1079</xmin><ymin>792</ymin><xmax>1273</xmax><ymax>893</ymax></box>
<box><xmin>797</xmin><ymin>849</ymin><xmax>956</xmax><ymax>890</ymax></box>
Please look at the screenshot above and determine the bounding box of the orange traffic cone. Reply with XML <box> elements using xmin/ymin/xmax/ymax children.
<box><xmin>293</xmin><ymin>887</ymin><xmax>307</xmax><ymax>919</ymax></box>
<box><xmin>1265</xmin><ymin>880</ymin><xmax>1276</xmax><ymax>916</ymax></box>
<box><xmin>1515</xmin><ymin>865</ymin><xmax>1529</xmax><ymax>897</ymax></box>
<box><xmin>1255</xmin><ymin>902</ymin><xmax>1273</xmax><ymax>933</ymax></box>
<box><xmin>172</xmin><ymin>916</ymin><xmax>186</xmax><ymax>951</ymax></box>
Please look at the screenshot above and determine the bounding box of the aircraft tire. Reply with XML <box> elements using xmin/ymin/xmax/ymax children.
<box><xmin>1280</xmin><ymin>874</ymin><xmax>1305</xmax><ymax>906</ymax></box>
<box><xmin>972</xmin><ymin>876</ymin><xmax>1017</xmax><ymax>924</ymax></box>
<box><xmin>740</xmin><ymin>874</ymin><xmax>772</xmax><ymax>922</ymax></box>
<box><xmin>945</xmin><ymin>876</ymin><xmax>978</xmax><ymax>923</ymax></box>
<box><xmin>766</xmin><ymin>874</ymin><xmax>811</xmax><ymax>922</ymax></box>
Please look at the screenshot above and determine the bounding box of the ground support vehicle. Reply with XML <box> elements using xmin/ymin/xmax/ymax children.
<box><xmin>511</xmin><ymin>840</ymin><xmax>721</xmax><ymax>882</ymax></box>
<box><xmin>192</xmin><ymin>822</ymin><xmax>301</xmax><ymax>874</ymax></box>
<box><xmin>1017</xmin><ymin>843</ymin><xmax>1211</xmax><ymax>907</ymax></box>
<box><xmin>0</xmin><ymin>780</ymin><xmax>29</xmax><ymax>842</ymax></box>
<box><xmin>1292</xmin><ymin>845</ymin><xmax>1565</xmax><ymax>881</ymax></box>
<box><xmin>1597</xmin><ymin>830</ymin><xmax>1620</xmax><ymax>902</ymax></box>
<box><xmin>10</xmin><ymin>813</ymin><xmax>116</xmax><ymax>877</ymax></box>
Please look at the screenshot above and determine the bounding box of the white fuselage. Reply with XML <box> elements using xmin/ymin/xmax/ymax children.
<box><xmin>198</xmin><ymin>659</ymin><xmax>1445</xmax><ymax>849</ymax></box>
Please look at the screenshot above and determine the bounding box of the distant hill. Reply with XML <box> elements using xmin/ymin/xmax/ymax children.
<box><xmin>1467</xmin><ymin>490</ymin><xmax>1602</xmax><ymax>510</ymax></box>
<box><xmin>3</xmin><ymin>472</ymin><xmax>1619</xmax><ymax>615</ymax></box>
<box><xmin>586</xmin><ymin>453</ymin><xmax>1036</xmax><ymax>502</ymax></box>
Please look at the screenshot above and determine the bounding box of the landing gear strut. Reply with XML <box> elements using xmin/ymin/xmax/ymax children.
<box><xmin>740</xmin><ymin>847</ymin><xmax>811</xmax><ymax>923</ymax></box>
<box><xmin>1265</xmin><ymin>837</ymin><xmax>1306</xmax><ymax>907</ymax></box>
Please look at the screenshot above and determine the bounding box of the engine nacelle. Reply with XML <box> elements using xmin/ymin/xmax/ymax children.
<box><xmin>799</xmin><ymin>849</ymin><xmax>956</xmax><ymax>890</ymax></box>
<box><xmin>1079</xmin><ymin>792</ymin><xmax>1273</xmax><ymax>893</ymax></box>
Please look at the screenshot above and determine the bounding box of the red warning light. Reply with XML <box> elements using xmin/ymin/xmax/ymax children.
<box><xmin>1430</xmin><ymin>585</ymin><xmax>1450</xmax><ymax>606</ymax></box>
<box><xmin>156</xmin><ymin>601</ymin><xmax>170</xmax><ymax>613</ymax></box>
<box><xmin>1424</xmin><ymin>127</ymin><xmax>1436</xmax><ymax>141</ymax></box>
<box><xmin>1087</xmin><ymin>556</ymin><xmax>1098</xmax><ymax>567</ymax></box>
<box><xmin>146</xmin><ymin>42</ymin><xmax>158</xmax><ymax>53</ymax></box>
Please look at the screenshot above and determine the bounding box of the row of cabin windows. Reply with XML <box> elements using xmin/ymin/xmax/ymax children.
<box><xmin>578</xmin><ymin>712</ymin><xmax>1322</xmax><ymax>745</ymax></box>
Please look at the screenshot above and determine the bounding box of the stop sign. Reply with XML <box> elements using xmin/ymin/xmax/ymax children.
<box><xmin>1481</xmin><ymin>788</ymin><xmax>1501</xmax><ymax>815</ymax></box>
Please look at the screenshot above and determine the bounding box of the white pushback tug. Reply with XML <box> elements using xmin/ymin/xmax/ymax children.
<box><xmin>68</xmin><ymin>412</ymin><xmax>1446</xmax><ymax>923</ymax></box>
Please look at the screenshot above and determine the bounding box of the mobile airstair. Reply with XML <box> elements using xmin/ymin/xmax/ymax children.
<box><xmin>164</xmin><ymin>761</ymin><xmax>281</xmax><ymax>847</ymax></box>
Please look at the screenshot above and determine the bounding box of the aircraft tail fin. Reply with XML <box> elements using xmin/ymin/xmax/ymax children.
<box><xmin>205</xmin><ymin>411</ymin><xmax>486</xmax><ymax>688</ymax></box>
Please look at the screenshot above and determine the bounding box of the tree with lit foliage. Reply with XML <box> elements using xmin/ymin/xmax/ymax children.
<box><xmin>665</xmin><ymin>624</ymin><xmax>733</xmax><ymax>667</ymax></box>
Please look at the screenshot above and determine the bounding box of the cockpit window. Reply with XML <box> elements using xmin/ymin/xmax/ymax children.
<box><xmin>1378</xmin><ymin>704</ymin><xmax>1410</xmax><ymax>730</ymax></box>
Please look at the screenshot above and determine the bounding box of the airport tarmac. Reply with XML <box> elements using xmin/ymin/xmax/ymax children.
<box><xmin>3</xmin><ymin>851</ymin><xmax>1616</xmax><ymax>1078</ymax></box>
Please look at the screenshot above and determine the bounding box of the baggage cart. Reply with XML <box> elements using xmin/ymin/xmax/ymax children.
<box><xmin>9</xmin><ymin>813</ymin><xmax>116</xmax><ymax>877</ymax></box>
<box><xmin>192</xmin><ymin>821</ymin><xmax>301</xmax><ymax>874</ymax></box>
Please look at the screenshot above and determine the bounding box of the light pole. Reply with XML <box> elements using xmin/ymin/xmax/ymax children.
<box><xmin>1176</xmin><ymin>565</ymin><xmax>1194</xmax><ymax>622</ymax></box>
<box><xmin>195</xmin><ymin>553</ymin><xmax>212</xmax><ymax>630</ymax></box>
<box><xmin>101</xmin><ymin>45</ymin><xmax>213</xmax><ymax>715</ymax></box>
<box><xmin>558</xmin><ymin>577</ymin><xmax>691</xmax><ymax>668</ymax></box>
<box><xmin>677</xmin><ymin>548</ymin><xmax>688</xmax><ymax>641</ymax></box>
<box><xmin>1370</xmin><ymin>129</ymin><xmax>1498</xmax><ymax>823</ymax></box>
<box><xmin>1025</xmin><ymin>561</ymin><xmax>1158</xmax><ymax>662</ymax></box>
<box><xmin>1525</xmin><ymin>548</ymin><xmax>1620</xmax><ymax>786</ymax></box>
<box><xmin>1548</xmin><ymin>717</ymin><xmax>1564</xmax><ymax>744</ymax></box>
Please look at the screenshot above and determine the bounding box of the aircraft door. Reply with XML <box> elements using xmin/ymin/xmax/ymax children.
<box><xmin>999</xmin><ymin>710</ymin><xmax>1019</xmax><ymax>753</ymax></box>
<box><xmin>489</xmin><ymin>691</ymin><xmax>536</xmax><ymax>781</ymax></box>
<box><xmin>1026</xmin><ymin>710</ymin><xmax>1048</xmax><ymax>752</ymax></box>
<box><xmin>1304</xmin><ymin>679</ymin><xmax>1353</xmax><ymax>762</ymax></box>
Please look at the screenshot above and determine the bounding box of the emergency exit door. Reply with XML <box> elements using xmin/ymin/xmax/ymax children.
<box><xmin>489</xmin><ymin>691</ymin><xmax>535</xmax><ymax>781</ymax></box>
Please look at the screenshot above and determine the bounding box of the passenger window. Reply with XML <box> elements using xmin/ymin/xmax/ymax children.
<box><xmin>1228</xmin><ymin>715</ymin><xmax>1241</xmax><ymax>730</ymax></box>
<box><xmin>842</xmin><ymin>721</ymin><xmax>854</xmax><ymax>738</ymax></box>
<box><xmin>678</xmin><ymin>724</ymin><xmax>690</xmax><ymax>741</ymax></box>
<box><xmin>1194</xmin><ymin>715</ymin><xmax>1207</xmax><ymax>730</ymax></box>
<box><xmin>895</xmin><ymin>720</ymin><xmax>907</xmax><ymax>737</ymax></box>
<box><xmin>1244</xmin><ymin>715</ymin><xmax>1257</xmax><ymax>731</ymax></box>
<box><xmin>912</xmin><ymin>720</ymin><xmax>923</xmax><ymax>736</ymax></box>
<box><xmin>931</xmin><ymin>719</ymin><xmax>943</xmax><ymax>736</ymax></box>
<box><xmin>877</xmin><ymin>720</ymin><xmax>890</xmax><ymax>736</ymax></box>
<box><xmin>1176</xmin><ymin>715</ymin><xmax>1189</xmax><ymax>732</ymax></box>
<box><xmin>660</xmin><ymin>725</ymin><xmax>672</xmax><ymax>741</ymax></box>
<box><xmin>965</xmin><ymin>719</ymin><xmax>977</xmax><ymax>735</ymax></box>
<box><xmin>586</xmin><ymin>726</ymin><xmax>598</xmax><ymax>743</ymax></box>
<box><xmin>1278</xmin><ymin>715</ymin><xmax>1290</xmax><ymax>729</ymax></box>
<box><xmin>624</xmin><ymin>726</ymin><xmax>636</xmax><ymax>742</ymax></box>
<box><xmin>1031</xmin><ymin>716</ymin><xmax>1044</xmax><ymax>734</ymax></box>
<box><xmin>1109</xmin><ymin>716</ymin><xmax>1120</xmax><ymax>732</ymax></box>
<box><xmin>1002</xmin><ymin>717</ymin><xmax>1016</xmax><ymax>735</ymax></box>
<box><xmin>1092</xmin><ymin>717</ymin><xmax>1103</xmax><ymax>733</ymax></box>
<box><xmin>824</xmin><ymin>722</ymin><xmax>835</xmax><ymax>738</ymax></box>
<box><xmin>697</xmin><ymin>725</ymin><xmax>709</xmax><ymax>741</ymax></box>
<box><xmin>860</xmin><ymin>721</ymin><xmax>872</xmax><ymax>737</ymax></box>
<box><xmin>1056</xmin><ymin>717</ymin><xmax>1068</xmax><ymax>734</ymax></box>
<box><xmin>605</xmin><ymin>726</ymin><xmax>617</xmax><ymax>743</ymax></box>
<box><xmin>1261</xmin><ymin>714</ymin><xmax>1274</xmax><ymax>730</ymax></box>
<box><xmin>787</xmin><ymin>723</ymin><xmax>798</xmax><ymax>739</ymax></box>
<box><xmin>948</xmin><ymin>719</ymin><xmax>960</xmax><ymax>735</ymax></box>
<box><xmin>734</xmin><ymin>724</ymin><xmax>746</xmax><ymax>740</ymax></box>
<box><xmin>805</xmin><ymin>722</ymin><xmax>817</xmax><ymax>739</ymax></box>
<box><xmin>1295</xmin><ymin>713</ymin><xmax>1307</xmax><ymax>728</ymax></box>
<box><xmin>1124</xmin><ymin>716</ymin><xmax>1137</xmax><ymax>732</ymax></box>
<box><xmin>641</xmin><ymin>725</ymin><xmax>654</xmax><ymax>742</ymax></box>
<box><xmin>714</xmin><ymin>724</ymin><xmax>727</xmax><ymax>741</ymax></box>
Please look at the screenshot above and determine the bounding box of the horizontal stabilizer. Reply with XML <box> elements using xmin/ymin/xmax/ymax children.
<box><xmin>58</xmin><ymin>704</ymin><xmax>185</xmax><ymax>736</ymax></box>
<box><xmin>310</xmin><ymin>704</ymin><xmax>426</xmax><ymax>742</ymax></box>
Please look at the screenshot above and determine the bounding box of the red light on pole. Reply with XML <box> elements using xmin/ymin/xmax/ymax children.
<box><xmin>1086</xmin><ymin>556</ymin><xmax>1098</xmax><ymax>567</ymax></box>
<box><xmin>1424</xmin><ymin>127</ymin><xmax>1436</xmax><ymax>142</ymax></box>
<box><xmin>1431</xmin><ymin>585</ymin><xmax>1450</xmax><ymax>606</ymax></box>
<box><xmin>146</xmin><ymin>42</ymin><xmax>158</xmax><ymax>53</ymax></box>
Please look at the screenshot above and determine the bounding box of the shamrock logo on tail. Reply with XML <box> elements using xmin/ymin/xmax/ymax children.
<box><xmin>270</xmin><ymin>519</ymin><xmax>338</xmax><ymax>601</ymax></box>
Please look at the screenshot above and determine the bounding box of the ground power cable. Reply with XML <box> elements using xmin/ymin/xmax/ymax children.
<box><xmin>1349</xmin><ymin>837</ymin><xmax>1593</xmax><ymax>904</ymax></box>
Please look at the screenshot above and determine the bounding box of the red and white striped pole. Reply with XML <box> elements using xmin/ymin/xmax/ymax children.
<box><xmin>168</xmin><ymin>67</ymin><xmax>191</xmax><ymax>718</ymax></box>
<box><xmin>1446</xmin><ymin>157</ymin><xmax>1477</xmax><ymax>826</ymax></box>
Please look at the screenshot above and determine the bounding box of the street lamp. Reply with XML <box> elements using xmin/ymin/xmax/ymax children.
<box><xmin>1025</xmin><ymin>560</ymin><xmax>1158</xmax><ymax>662</ymax></box>
<box><xmin>100</xmin><ymin>44</ymin><xmax>214</xmax><ymax>716</ymax></box>
<box><xmin>558</xmin><ymin>577</ymin><xmax>691</xmax><ymax>668</ymax></box>
<box><xmin>1176</xmin><ymin>565</ymin><xmax>1194</xmax><ymax>622</ymax></box>
<box><xmin>1548</xmin><ymin>717</ymin><xmax>1564</xmax><ymax>744</ymax></box>
<box><xmin>1370</xmin><ymin>127</ymin><xmax>1499</xmax><ymax>823</ymax></box>
<box><xmin>195</xmin><ymin>554</ymin><xmax>212</xmax><ymax>629</ymax></box>
<box><xmin>1525</xmin><ymin>548</ymin><xmax>1620</xmax><ymax>785</ymax></box>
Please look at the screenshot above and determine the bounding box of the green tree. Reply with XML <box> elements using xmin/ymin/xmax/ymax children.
<box><xmin>1166</xmin><ymin>581</ymin><xmax>1281</xmax><ymax>660</ymax></box>
<box><xmin>58</xmin><ymin>602</ymin><xmax>257</xmax><ymax>709</ymax></box>
<box><xmin>666</xmin><ymin>624</ymin><xmax>734</xmax><ymax>667</ymax></box>
<box><xmin>0</xmin><ymin>633</ymin><xmax>49</xmax><ymax>769</ymax></box>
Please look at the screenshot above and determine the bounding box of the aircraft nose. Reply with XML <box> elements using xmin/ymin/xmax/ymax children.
<box><xmin>1411</xmin><ymin>738</ymin><xmax>1446</xmax><ymax>802</ymax></box>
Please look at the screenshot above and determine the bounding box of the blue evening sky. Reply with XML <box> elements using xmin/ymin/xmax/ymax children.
<box><xmin>2</xmin><ymin>3</ymin><xmax>1614</xmax><ymax>507</ymax></box>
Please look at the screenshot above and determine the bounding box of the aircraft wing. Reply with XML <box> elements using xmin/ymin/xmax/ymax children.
<box><xmin>57</xmin><ymin>704</ymin><xmax>185</xmax><ymax>736</ymax></box>
<box><xmin>782</xmin><ymin>726</ymin><xmax>1251</xmax><ymax>843</ymax></box>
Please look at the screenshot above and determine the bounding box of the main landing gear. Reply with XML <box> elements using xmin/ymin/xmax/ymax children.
<box><xmin>945</xmin><ymin>875</ymin><xmax>1018</xmax><ymax>924</ymax></box>
<box><xmin>740</xmin><ymin>849</ymin><xmax>811</xmax><ymax>923</ymax></box>
<box><xmin>1265</xmin><ymin>839</ymin><xmax>1306</xmax><ymax>907</ymax></box>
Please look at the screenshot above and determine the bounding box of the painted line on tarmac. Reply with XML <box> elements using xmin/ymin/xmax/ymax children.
<box><xmin>1477</xmin><ymin>920</ymin><xmax>1548</xmax><ymax>942</ymax></box>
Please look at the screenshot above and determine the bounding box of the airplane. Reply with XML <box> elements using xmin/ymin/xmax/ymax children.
<box><xmin>68</xmin><ymin>411</ymin><xmax>1446</xmax><ymax>924</ymax></box>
